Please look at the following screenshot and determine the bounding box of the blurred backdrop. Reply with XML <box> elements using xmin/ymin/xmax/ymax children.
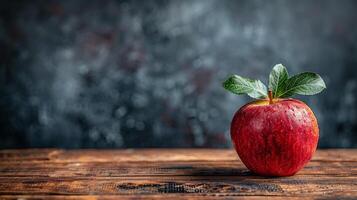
<box><xmin>1</xmin><ymin>0</ymin><xmax>356</xmax><ymax>148</ymax></box>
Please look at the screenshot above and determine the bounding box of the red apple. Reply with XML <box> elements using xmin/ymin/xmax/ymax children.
<box><xmin>223</xmin><ymin>64</ymin><xmax>325</xmax><ymax>176</ymax></box>
<box><xmin>231</xmin><ymin>97</ymin><xmax>319</xmax><ymax>176</ymax></box>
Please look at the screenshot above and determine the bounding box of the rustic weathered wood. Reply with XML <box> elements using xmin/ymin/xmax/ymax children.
<box><xmin>0</xmin><ymin>195</ymin><xmax>320</xmax><ymax>200</ymax></box>
<box><xmin>0</xmin><ymin>149</ymin><xmax>356</xmax><ymax>199</ymax></box>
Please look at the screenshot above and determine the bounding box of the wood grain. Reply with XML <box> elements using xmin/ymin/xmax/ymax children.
<box><xmin>0</xmin><ymin>149</ymin><xmax>356</xmax><ymax>199</ymax></box>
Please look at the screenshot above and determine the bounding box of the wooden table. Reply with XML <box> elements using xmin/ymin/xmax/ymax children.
<box><xmin>0</xmin><ymin>149</ymin><xmax>356</xmax><ymax>199</ymax></box>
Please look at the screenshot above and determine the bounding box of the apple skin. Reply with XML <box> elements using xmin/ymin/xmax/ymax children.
<box><xmin>231</xmin><ymin>98</ymin><xmax>319</xmax><ymax>177</ymax></box>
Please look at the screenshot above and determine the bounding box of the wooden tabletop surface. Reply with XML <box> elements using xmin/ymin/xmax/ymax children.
<box><xmin>0</xmin><ymin>149</ymin><xmax>356</xmax><ymax>199</ymax></box>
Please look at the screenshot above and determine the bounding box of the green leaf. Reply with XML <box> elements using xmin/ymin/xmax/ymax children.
<box><xmin>223</xmin><ymin>75</ymin><xmax>267</xmax><ymax>99</ymax></box>
<box><xmin>269</xmin><ymin>64</ymin><xmax>289</xmax><ymax>98</ymax></box>
<box><xmin>279</xmin><ymin>72</ymin><xmax>326</xmax><ymax>98</ymax></box>
<box><xmin>223</xmin><ymin>64</ymin><xmax>326</xmax><ymax>100</ymax></box>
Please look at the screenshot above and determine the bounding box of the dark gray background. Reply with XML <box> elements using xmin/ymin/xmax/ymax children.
<box><xmin>1</xmin><ymin>0</ymin><xmax>356</xmax><ymax>148</ymax></box>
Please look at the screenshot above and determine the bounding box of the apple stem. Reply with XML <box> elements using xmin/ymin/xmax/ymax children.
<box><xmin>268</xmin><ymin>90</ymin><xmax>273</xmax><ymax>104</ymax></box>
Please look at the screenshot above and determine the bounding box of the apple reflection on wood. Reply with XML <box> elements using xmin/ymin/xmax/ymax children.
<box><xmin>223</xmin><ymin>64</ymin><xmax>326</xmax><ymax>176</ymax></box>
